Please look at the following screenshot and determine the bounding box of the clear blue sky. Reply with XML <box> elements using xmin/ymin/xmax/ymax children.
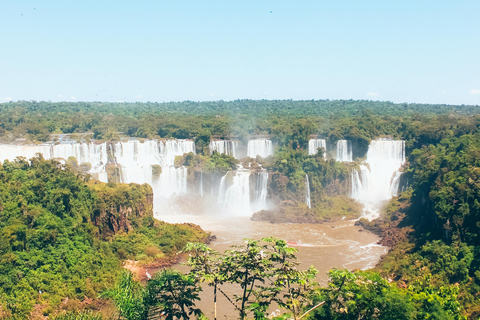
<box><xmin>1</xmin><ymin>0</ymin><xmax>479</xmax><ymax>105</ymax></box>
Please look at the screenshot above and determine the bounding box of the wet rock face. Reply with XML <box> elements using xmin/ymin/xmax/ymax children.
<box><xmin>91</xmin><ymin>182</ymin><xmax>154</xmax><ymax>235</ymax></box>
<box><xmin>269</xmin><ymin>173</ymin><xmax>289</xmax><ymax>200</ymax></box>
<box><xmin>107</xmin><ymin>205</ymin><xmax>134</xmax><ymax>233</ymax></box>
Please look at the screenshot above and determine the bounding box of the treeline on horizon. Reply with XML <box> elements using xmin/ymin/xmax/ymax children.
<box><xmin>1</xmin><ymin>100</ymin><xmax>480</xmax><ymax>154</ymax></box>
<box><xmin>3</xmin><ymin>99</ymin><xmax>480</xmax><ymax>117</ymax></box>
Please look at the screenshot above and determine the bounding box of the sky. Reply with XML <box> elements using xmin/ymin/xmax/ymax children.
<box><xmin>0</xmin><ymin>0</ymin><xmax>479</xmax><ymax>105</ymax></box>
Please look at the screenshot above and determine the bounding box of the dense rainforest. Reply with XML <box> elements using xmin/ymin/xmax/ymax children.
<box><xmin>0</xmin><ymin>157</ymin><xmax>208</xmax><ymax>318</ymax></box>
<box><xmin>2</xmin><ymin>99</ymin><xmax>480</xmax><ymax>319</ymax></box>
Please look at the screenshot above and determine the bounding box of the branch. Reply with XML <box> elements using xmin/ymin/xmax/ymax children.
<box><xmin>298</xmin><ymin>275</ymin><xmax>347</xmax><ymax>320</ymax></box>
<box><xmin>217</xmin><ymin>286</ymin><xmax>240</xmax><ymax>311</ymax></box>
<box><xmin>298</xmin><ymin>301</ymin><xmax>325</xmax><ymax>319</ymax></box>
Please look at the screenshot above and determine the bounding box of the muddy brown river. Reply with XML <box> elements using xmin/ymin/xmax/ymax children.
<box><xmin>155</xmin><ymin>213</ymin><xmax>387</xmax><ymax>319</ymax></box>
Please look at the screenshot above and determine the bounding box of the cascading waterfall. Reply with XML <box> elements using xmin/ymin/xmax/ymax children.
<box><xmin>110</xmin><ymin>139</ymin><xmax>194</xmax><ymax>198</ymax></box>
<box><xmin>247</xmin><ymin>139</ymin><xmax>273</xmax><ymax>158</ymax></box>
<box><xmin>308</xmin><ymin>139</ymin><xmax>326</xmax><ymax>157</ymax></box>
<box><xmin>389</xmin><ymin>171</ymin><xmax>403</xmax><ymax>197</ymax></box>
<box><xmin>0</xmin><ymin>139</ymin><xmax>196</xmax><ymax>201</ymax></box>
<box><xmin>305</xmin><ymin>174</ymin><xmax>311</xmax><ymax>209</ymax></box>
<box><xmin>351</xmin><ymin>139</ymin><xmax>405</xmax><ymax>220</ymax></box>
<box><xmin>217</xmin><ymin>170</ymin><xmax>252</xmax><ymax>216</ymax></box>
<box><xmin>217</xmin><ymin>169</ymin><xmax>269</xmax><ymax>215</ymax></box>
<box><xmin>199</xmin><ymin>171</ymin><xmax>204</xmax><ymax>197</ymax></box>
<box><xmin>209</xmin><ymin>140</ymin><xmax>236</xmax><ymax>158</ymax></box>
<box><xmin>253</xmin><ymin>171</ymin><xmax>269</xmax><ymax>211</ymax></box>
<box><xmin>0</xmin><ymin>144</ymin><xmax>53</xmax><ymax>162</ymax></box>
<box><xmin>336</xmin><ymin>140</ymin><xmax>353</xmax><ymax>162</ymax></box>
<box><xmin>0</xmin><ymin>142</ymin><xmax>110</xmax><ymax>182</ymax></box>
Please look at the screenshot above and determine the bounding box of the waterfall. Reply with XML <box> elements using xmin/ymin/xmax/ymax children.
<box><xmin>0</xmin><ymin>142</ymin><xmax>110</xmax><ymax>182</ymax></box>
<box><xmin>308</xmin><ymin>139</ymin><xmax>326</xmax><ymax>157</ymax></box>
<box><xmin>217</xmin><ymin>174</ymin><xmax>227</xmax><ymax>204</ymax></box>
<box><xmin>389</xmin><ymin>171</ymin><xmax>403</xmax><ymax>197</ymax></box>
<box><xmin>158</xmin><ymin>139</ymin><xmax>196</xmax><ymax>166</ymax></box>
<box><xmin>110</xmin><ymin>139</ymin><xmax>194</xmax><ymax>198</ymax></box>
<box><xmin>155</xmin><ymin>166</ymin><xmax>188</xmax><ymax>198</ymax></box>
<box><xmin>0</xmin><ymin>139</ymin><xmax>196</xmax><ymax>205</ymax></box>
<box><xmin>305</xmin><ymin>174</ymin><xmax>311</xmax><ymax>209</ymax></box>
<box><xmin>351</xmin><ymin>139</ymin><xmax>405</xmax><ymax>220</ymax></box>
<box><xmin>199</xmin><ymin>171</ymin><xmax>204</xmax><ymax>197</ymax></box>
<box><xmin>0</xmin><ymin>144</ymin><xmax>53</xmax><ymax>162</ymax></box>
<box><xmin>253</xmin><ymin>171</ymin><xmax>269</xmax><ymax>211</ymax></box>
<box><xmin>217</xmin><ymin>170</ymin><xmax>252</xmax><ymax>216</ymax></box>
<box><xmin>209</xmin><ymin>140</ymin><xmax>236</xmax><ymax>158</ymax></box>
<box><xmin>247</xmin><ymin>139</ymin><xmax>273</xmax><ymax>158</ymax></box>
<box><xmin>336</xmin><ymin>140</ymin><xmax>353</xmax><ymax>162</ymax></box>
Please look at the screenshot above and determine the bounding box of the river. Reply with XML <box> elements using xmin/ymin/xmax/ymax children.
<box><xmin>156</xmin><ymin>212</ymin><xmax>387</xmax><ymax>319</ymax></box>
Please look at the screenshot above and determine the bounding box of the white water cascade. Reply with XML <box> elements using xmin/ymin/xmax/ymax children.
<box><xmin>308</xmin><ymin>139</ymin><xmax>326</xmax><ymax>158</ymax></box>
<box><xmin>110</xmin><ymin>139</ymin><xmax>195</xmax><ymax>198</ymax></box>
<box><xmin>217</xmin><ymin>169</ymin><xmax>269</xmax><ymax>215</ymax></box>
<box><xmin>336</xmin><ymin>140</ymin><xmax>353</xmax><ymax>162</ymax></box>
<box><xmin>0</xmin><ymin>143</ymin><xmax>110</xmax><ymax>182</ymax></box>
<box><xmin>0</xmin><ymin>139</ymin><xmax>196</xmax><ymax>202</ymax></box>
<box><xmin>209</xmin><ymin>140</ymin><xmax>237</xmax><ymax>158</ymax></box>
<box><xmin>351</xmin><ymin>139</ymin><xmax>405</xmax><ymax>220</ymax></box>
<box><xmin>199</xmin><ymin>171</ymin><xmax>204</xmax><ymax>197</ymax></box>
<box><xmin>305</xmin><ymin>174</ymin><xmax>311</xmax><ymax>209</ymax></box>
<box><xmin>253</xmin><ymin>171</ymin><xmax>269</xmax><ymax>212</ymax></box>
<box><xmin>217</xmin><ymin>170</ymin><xmax>252</xmax><ymax>216</ymax></box>
<box><xmin>247</xmin><ymin>139</ymin><xmax>273</xmax><ymax>158</ymax></box>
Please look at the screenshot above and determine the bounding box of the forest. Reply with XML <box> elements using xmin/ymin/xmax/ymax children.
<box><xmin>1</xmin><ymin>99</ymin><xmax>480</xmax><ymax>319</ymax></box>
<box><xmin>0</xmin><ymin>157</ymin><xmax>208</xmax><ymax>318</ymax></box>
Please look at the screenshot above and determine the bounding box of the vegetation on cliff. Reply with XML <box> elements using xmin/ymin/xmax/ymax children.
<box><xmin>356</xmin><ymin>133</ymin><xmax>480</xmax><ymax>318</ymax></box>
<box><xmin>0</xmin><ymin>156</ymin><xmax>208</xmax><ymax>319</ymax></box>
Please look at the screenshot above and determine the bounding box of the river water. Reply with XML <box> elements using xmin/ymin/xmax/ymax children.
<box><xmin>156</xmin><ymin>212</ymin><xmax>387</xmax><ymax>319</ymax></box>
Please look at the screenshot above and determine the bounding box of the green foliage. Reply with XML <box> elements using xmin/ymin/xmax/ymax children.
<box><xmin>0</xmin><ymin>156</ymin><xmax>207</xmax><ymax>318</ymax></box>
<box><xmin>175</xmin><ymin>152</ymin><xmax>238</xmax><ymax>175</ymax></box>
<box><xmin>183</xmin><ymin>238</ymin><xmax>320</xmax><ymax>320</ymax></box>
<box><xmin>372</xmin><ymin>133</ymin><xmax>480</xmax><ymax>318</ymax></box>
<box><xmin>265</xmin><ymin>147</ymin><xmax>351</xmax><ymax>203</ymax></box>
<box><xmin>407</xmin><ymin>276</ymin><xmax>465</xmax><ymax>320</ymax></box>
<box><xmin>311</xmin><ymin>269</ymin><xmax>466</xmax><ymax>320</ymax></box>
<box><xmin>252</xmin><ymin>196</ymin><xmax>361</xmax><ymax>224</ymax></box>
<box><xmin>146</xmin><ymin>269</ymin><xmax>202</xmax><ymax>320</ymax></box>
<box><xmin>0</xmin><ymin>157</ymin><xmax>120</xmax><ymax>318</ymax></box>
<box><xmin>314</xmin><ymin>269</ymin><xmax>414</xmax><ymax>320</ymax></box>
<box><xmin>101</xmin><ymin>271</ymin><xmax>147</xmax><ymax>320</ymax></box>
